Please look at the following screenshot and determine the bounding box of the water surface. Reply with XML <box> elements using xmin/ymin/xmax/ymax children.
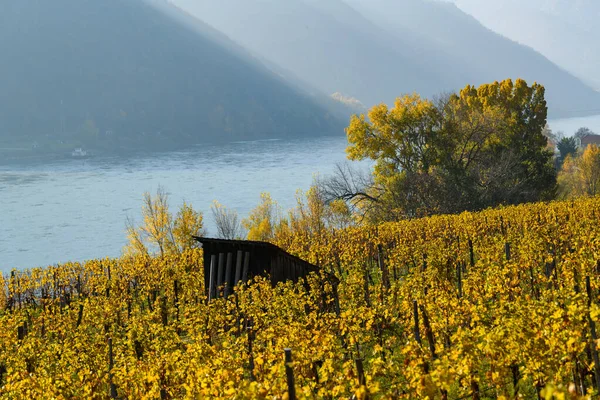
<box><xmin>0</xmin><ymin>136</ymin><xmax>355</xmax><ymax>271</ymax></box>
<box><xmin>2</xmin><ymin>113</ymin><xmax>598</xmax><ymax>272</ymax></box>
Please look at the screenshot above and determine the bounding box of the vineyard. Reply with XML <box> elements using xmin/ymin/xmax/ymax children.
<box><xmin>2</xmin><ymin>197</ymin><xmax>600</xmax><ymax>399</ymax></box>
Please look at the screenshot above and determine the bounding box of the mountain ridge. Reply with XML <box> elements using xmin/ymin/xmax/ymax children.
<box><xmin>0</xmin><ymin>0</ymin><xmax>344</xmax><ymax>155</ymax></box>
<box><xmin>448</xmin><ymin>0</ymin><xmax>600</xmax><ymax>92</ymax></box>
<box><xmin>173</xmin><ymin>0</ymin><xmax>600</xmax><ymax>118</ymax></box>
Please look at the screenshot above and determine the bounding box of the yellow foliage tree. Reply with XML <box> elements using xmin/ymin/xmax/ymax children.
<box><xmin>171</xmin><ymin>202</ymin><xmax>206</xmax><ymax>252</ymax></box>
<box><xmin>579</xmin><ymin>144</ymin><xmax>600</xmax><ymax>196</ymax></box>
<box><xmin>558</xmin><ymin>144</ymin><xmax>600</xmax><ymax>198</ymax></box>
<box><xmin>125</xmin><ymin>187</ymin><xmax>205</xmax><ymax>256</ymax></box>
<box><xmin>343</xmin><ymin>79</ymin><xmax>555</xmax><ymax>220</ymax></box>
<box><xmin>242</xmin><ymin>193</ymin><xmax>281</xmax><ymax>242</ymax></box>
<box><xmin>288</xmin><ymin>186</ymin><xmax>354</xmax><ymax>237</ymax></box>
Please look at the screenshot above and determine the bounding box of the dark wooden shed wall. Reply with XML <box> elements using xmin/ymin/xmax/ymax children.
<box><xmin>194</xmin><ymin>237</ymin><xmax>319</xmax><ymax>299</ymax></box>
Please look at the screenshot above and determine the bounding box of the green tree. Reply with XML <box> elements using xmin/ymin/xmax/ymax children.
<box><xmin>557</xmin><ymin>137</ymin><xmax>578</xmax><ymax>165</ymax></box>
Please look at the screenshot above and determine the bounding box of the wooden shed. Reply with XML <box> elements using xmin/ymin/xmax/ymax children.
<box><xmin>193</xmin><ymin>237</ymin><xmax>321</xmax><ymax>300</ymax></box>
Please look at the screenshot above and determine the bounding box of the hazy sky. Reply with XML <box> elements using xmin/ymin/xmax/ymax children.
<box><xmin>444</xmin><ymin>0</ymin><xmax>600</xmax><ymax>89</ymax></box>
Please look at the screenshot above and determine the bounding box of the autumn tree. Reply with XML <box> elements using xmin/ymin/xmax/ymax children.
<box><xmin>242</xmin><ymin>193</ymin><xmax>282</xmax><ymax>242</ymax></box>
<box><xmin>171</xmin><ymin>202</ymin><xmax>206</xmax><ymax>252</ymax></box>
<box><xmin>210</xmin><ymin>201</ymin><xmax>244</xmax><ymax>240</ymax></box>
<box><xmin>125</xmin><ymin>187</ymin><xmax>205</xmax><ymax>256</ymax></box>
<box><xmin>558</xmin><ymin>144</ymin><xmax>600</xmax><ymax>198</ymax></box>
<box><xmin>287</xmin><ymin>185</ymin><xmax>354</xmax><ymax>236</ymax></box>
<box><xmin>339</xmin><ymin>79</ymin><xmax>556</xmax><ymax>221</ymax></box>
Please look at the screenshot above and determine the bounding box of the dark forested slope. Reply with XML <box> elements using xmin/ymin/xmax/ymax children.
<box><xmin>0</xmin><ymin>0</ymin><xmax>342</xmax><ymax>153</ymax></box>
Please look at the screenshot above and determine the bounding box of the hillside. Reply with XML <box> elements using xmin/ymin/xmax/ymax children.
<box><xmin>0</xmin><ymin>0</ymin><xmax>343</xmax><ymax>155</ymax></box>
<box><xmin>174</xmin><ymin>0</ymin><xmax>600</xmax><ymax>118</ymax></box>
<box><xmin>2</xmin><ymin>196</ymin><xmax>600</xmax><ymax>397</ymax></box>
<box><xmin>449</xmin><ymin>0</ymin><xmax>600</xmax><ymax>92</ymax></box>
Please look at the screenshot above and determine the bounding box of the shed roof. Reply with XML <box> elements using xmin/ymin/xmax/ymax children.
<box><xmin>193</xmin><ymin>236</ymin><xmax>319</xmax><ymax>271</ymax></box>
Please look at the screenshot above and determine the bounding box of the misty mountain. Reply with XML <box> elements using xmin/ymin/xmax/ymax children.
<box><xmin>346</xmin><ymin>0</ymin><xmax>600</xmax><ymax>117</ymax></box>
<box><xmin>172</xmin><ymin>0</ymin><xmax>457</xmax><ymax>110</ymax></box>
<box><xmin>174</xmin><ymin>0</ymin><xmax>600</xmax><ymax>118</ymax></box>
<box><xmin>0</xmin><ymin>0</ymin><xmax>342</xmax><ymax>153</ymax></box>
<box><xmin>449</xmin><ymin>0</ymin><xmax>600</xmax><ymax>92</ymax></box>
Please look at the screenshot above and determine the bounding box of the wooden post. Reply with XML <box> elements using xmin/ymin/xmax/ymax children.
<box><xmin>224</xmin><ymin>253</ymin><xmax>233</xmax><ymax>297</ymax></box>
<box><xmin>586</xmin><ymin>276</ymin><xmax>600</xmax><ymax>390</ymax></box>
<box><xmin>284</xmin><ymin>349</ymin><xmax>296</xmax><ymax>400</ymax></box>
<box><xmin>468</xmin><ymin>239</ymin><xmax>475</xmax><ymax>268</ymax></box>
<box><xmin>160</xmin><ymin>371</ymin><xmax>167</xmax><ymax>400</ymax></box>
<box><xmin>160</xmin><ymin>295</ymin><xmax>168</xmax><ymax>327</ymax></box>
<box><xmin>420</xmin><ymin>304</ymin><xmax>437</xmax><ymax>359</ymax></box>
<box><xmin>217</xmin><ymin>253</ymin><xmax>225</xmax><ymax>296</ymax></box>
<box><xmin>505</xmin><ymin>242</ymin><xmax>511</xmax><ymax>261</ymax></box>
<box><xmin>471</xmin><ymin>380</ymin><xmax>481</xmax><ymax>400</ymax></box>
<box><xmin>332</xmin><ymin>281</ymin><xmax>341</xmax><ymax>316</ymax></box>
<box><xmin>147</xmin><ymin>294</ymin><xmax>154</xmax><ymax>312</ymax></box>
<box><xmin>77</xmin><ymin>304</ymin><xmax>84</xmax><ymax>328</ymax></box>
<box><xmin>457</xmin><ymin>264</ymin><xmax>463</xmax><ymax>299</ymax></box>
<box><xmin>355</xmin><ymin>357</ymin><xmax>366</xmax><ymax>387</ymax></box>
<box><xmin>511</xmin><ymin>364</ymin><xmax>520</xmax><ymax>399</ymax></box>
<box><xmin>242</xmin><ymin>252</ymin><xmax>250</xmax><ymax>283</ymax></box>
<box><xmin>108</xmin><ymin>337</ymin><xmax>118</xmax><ymax>399</ymax></box>
<box><xmin>363</xmin><ymin>268</ymin><xmax>371</xmax><ymax>307</ymax></box>
<box><xmin>377</xmin><ymin>244</ymin><xmax>390</xmax><ymax>292</ymax></box>
<box><xmin>311</xmin><ymin>360</ymin><xmax>324</xmax><ymax>386</ymax></box>
<box><xmin>106</xmin><ymin>264</ymin><xmax>111</xmax><ymax>298</ymax></box>
<box><xmin>234</xmin><ymin>250</ymin><xmax>243</xmax><ymax>286</ymax></box>
<box><xmin>529</xmin><ymin>266</ymin><xmax>538</xmax><ymax>300</ymax></box>
<box><xmin>208</xmin><ymin>255</ymin><xmax>217</xmax><ymax>301</ymax></box>
<box><xmin>134</xmin><ymin>340</ymin><xmax>144</xmax><ymax>361</ymax></box>
<box><xmin>17</xmin><ymin>325</ymin><xmax>25</xmax><ymax>341</ymax></box>
<box><xmin>413</xmin><ymin>300</ymin><xmax>422</xmax><ymax>346</ymax></box>
<box><xmin>247</xmin><ymin>318</ymin><xmax>256</xmax><ymax>381</ymax></box>
<box><xmin>173</xmin><ymin>280</ymin><xmax>179</xmax><ymax>322</ymax></box>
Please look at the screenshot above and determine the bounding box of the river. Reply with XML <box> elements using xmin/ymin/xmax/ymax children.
<box><xmin>0</xmin><ymin>136</ymin><xmax>358</xmax><ymax>272</ymax></box>
<box><xmin>1</xmin><ymin>114</ymin><xmax>598</xmax><ymax>272</ymax></box>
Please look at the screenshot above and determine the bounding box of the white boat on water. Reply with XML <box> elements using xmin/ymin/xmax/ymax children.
<box><xmin>71</xmin><ymin>148</ymin><xmax>88</xmax><ymax>158</ymax></box>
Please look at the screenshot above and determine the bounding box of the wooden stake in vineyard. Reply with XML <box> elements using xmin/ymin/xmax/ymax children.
<box><xmin>585</xmin><ymin>276</ymin><xmax>600</xmax><ymax>390</ymax></box>
<box><xmin>107</xmin><ymin>337</ymin><xmax>118</xmax><ymax>399</ymax></box>
<box><xmin>468</xmin><ymin>239</ymin><xmax>475</xmax><ymax>269</ymax></box>
<box><xmin>377</xmin><ymin>244</ymin><xmax>390</xmax><ymax>293</ymax></box>
<box><xmin>284</xmin><ymin>348</ymin><xmax>296</xmax><ymax>400</ymax></box>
